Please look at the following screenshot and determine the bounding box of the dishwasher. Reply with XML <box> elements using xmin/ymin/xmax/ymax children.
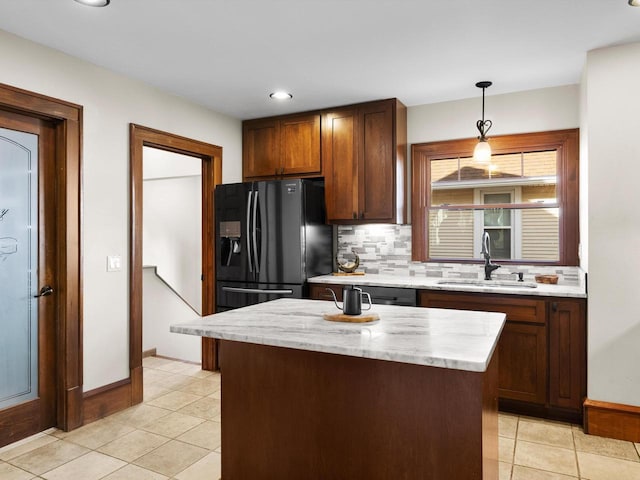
<box><xmin>357</xmin><ymin>285</ymin><xmax>417</xmax><ymax>307</ymax></box>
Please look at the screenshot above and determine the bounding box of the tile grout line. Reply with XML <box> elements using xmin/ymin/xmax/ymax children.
<box><xmin>509</xmin><ymin>415</ymin><xmax>519</xmax><ymax>480</ymax></box>
<box><xmin>571</xmin><ymin>425</ymin><xmax>582</xmax><ymax>480</ymax></box>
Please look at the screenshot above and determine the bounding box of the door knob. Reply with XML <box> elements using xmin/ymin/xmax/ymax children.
<box><xmin>34</xmin><ymin>285</ymin><xmax>54</xmax><ymax>298</ymax></box>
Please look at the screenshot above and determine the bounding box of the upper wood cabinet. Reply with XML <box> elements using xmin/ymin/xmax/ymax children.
<box><xmin>323</xmin><ymin>98</ymin><xmax>407</xmax><ymax>224</ymax></box>
<box><xmin>243</xmin><ymin>112</ymin><xmax>321</xmax><ymax>180</ymax></box>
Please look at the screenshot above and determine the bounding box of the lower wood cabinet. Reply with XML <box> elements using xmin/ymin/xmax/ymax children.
<box><xmin>419</xmin><ymin>292</ymin><xmax>548</xmax><ymax>406</ymax></box>
<box><xmin>548</xmin><ymin>300</ymin><xmax>586</xmax><ymax>412</ymax></box>
<box><xmin>310</xmin><ymin>285</ymin><xmax>587</xmax><ymax>422</ymax></box>
<box><xmin>418</xmin><ymin>290</ymin><xmax>586</xmax><ymax>422</ymax></box>
<box><xmin>309</xmin><ymin>284</ymin><xmax>343</xmax><ymax>301</ymax></box>
<box><xmin>498</xmin><ymin>322</ymin><xmax>547</xmax><ymax>405</ymax></box>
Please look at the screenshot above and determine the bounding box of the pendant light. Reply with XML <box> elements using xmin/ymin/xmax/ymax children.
<box><xmin>473</xmin><ymin>81</ymin><xmax>492</xmax><ymax>163</ymax></box>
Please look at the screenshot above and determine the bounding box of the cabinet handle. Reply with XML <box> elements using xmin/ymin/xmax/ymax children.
<box><xmin>275</xmin><ymin>168</ymin><xmax>279</xmax><ymax>176</ymax></box>
<box><xmin>551</xmin><ymin>302</ymin><xmax>558</xmax><ymax>312</ymax></box>
<box><xmin>360</xmin><ymin>212</ymin><xmax>365</xmax><ymax>220</ymax></box>
<box><xmin>353</xmin><ymin>212</ymin><xmax>357</xmax><ymax>220</ymax></box>
<box><xmin>280</xmin><ymin>167</ymin><xmax>285</xmax><ymax>175</ymax></box>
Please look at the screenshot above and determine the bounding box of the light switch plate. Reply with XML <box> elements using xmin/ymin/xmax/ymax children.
<box><xmin>107</xmin><ymin>255</ymin><xmax>122</xmax><ymax>272</ymax></box>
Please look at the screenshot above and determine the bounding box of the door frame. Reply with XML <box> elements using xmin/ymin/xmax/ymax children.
<box><xmin>0</xmin><ymin>83</ymin><xmax>83</xmax><ymax>433</ymax></box>
<box><xmin>129</xmin><ymin>124</ymin><xmax>222</xmax><ymax>404</ymax></box>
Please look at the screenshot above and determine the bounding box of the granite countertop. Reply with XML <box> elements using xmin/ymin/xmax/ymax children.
<box><xmin>171</xmin><ymin>298</ymin><xmax>505</xmax><ymax>372</ymax></box>
<box><xmin>308</xmin><ymin>273</ymin><xmax>587</xmax><ymax>298</ymax></box>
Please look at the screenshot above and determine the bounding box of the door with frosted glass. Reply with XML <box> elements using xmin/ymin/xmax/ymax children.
<box><xmin>0</xmin><ymin>116</ymin><xmax>57</xmax><ymax>447</ymax></box>
<box><xmin>0</xmin><ymin>127</ymin><xmax>39</xmax><ymax>412</ymax></box>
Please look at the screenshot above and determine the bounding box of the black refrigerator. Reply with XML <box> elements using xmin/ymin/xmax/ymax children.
<box><xmin>215</xmin><ymin>179</ymin><xmax>332</xmax><ymax>312</ymax></box>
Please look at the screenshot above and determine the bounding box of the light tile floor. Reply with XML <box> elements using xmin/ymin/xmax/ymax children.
<box><xmin>1</xmin><ymin>357</ymin><xmax>639</xmax><ymax>479</ymax></box>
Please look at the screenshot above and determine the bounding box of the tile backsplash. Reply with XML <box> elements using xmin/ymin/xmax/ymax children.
<box><xmin>337</xmin><ymin>224</ymin><xmax>584</xmax><ymax>287</ymax></box>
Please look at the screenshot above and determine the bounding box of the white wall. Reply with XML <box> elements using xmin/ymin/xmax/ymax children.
<box><xmin>0</xmin><ymin>29</ymin><xmax>242</xmax><ymax>391</ymax></box>
<box><xmin>579</xmin><ymin>70</ymin><xmax>589</xmax><ymax>271</ymax></box>
<box><xmin>408</xmin><ymin>84</ymin><xmax>580</xmax><ymax>145</ymax></box>
<box><xmin>584</xmin><ymin>42</ymin><xmax>640</xmax><ymax>407</ymax></box>
<box><xmin>143</xmin><ymin>268</ymin><xmax>201</xmax><ymax>363</ymax></box>
<box><xmin>143</xmin><ymin>146</ymin><xmax>202</xmax><ymax>179</ymax></box>
<box><xmin>143</xmin><ymin>176</ymin><xmax>202</xmax><ymax>313</ymax></box>
<box><xmin>143</xmin><ymin>147</ymin><xmax>202</xmax><ymax>314</ymax></box>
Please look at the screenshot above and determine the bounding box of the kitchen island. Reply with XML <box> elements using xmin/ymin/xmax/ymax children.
<box><xmin>171</xmin><ymin>298</ymin><xmax>506</xmax><ymax>480</ymax></box>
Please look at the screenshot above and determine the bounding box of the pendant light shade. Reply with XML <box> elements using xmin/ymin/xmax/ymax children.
<box><xmin>473</xmin><ymin>81</ymin><xmax>492</xmax><ymax>164</ymax></box>
<box><xmin>473</xmin><ymin>139</ymin><xmax>492</xmax><ymax>163</ymax></box>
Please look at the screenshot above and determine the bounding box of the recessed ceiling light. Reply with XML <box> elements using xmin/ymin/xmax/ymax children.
<box><xmin>629</xmin><ymin>0</ymin><xmax>640</xmax><ymax>6</ymax></box>
<box><xmin>74</xmin><ymin>0</ymin><xmax>110</xmax><ymax>6</ymax></box>
<box><xmin>269</xmin><ymin>91</ymin><xmax>293</xmax><ymax>100</ymax></box>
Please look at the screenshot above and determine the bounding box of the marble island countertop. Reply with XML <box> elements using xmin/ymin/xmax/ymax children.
<box><xmin>171</xmin><ymin>298</ymin><xmax>505</xmax><ymax>372</ymax></box>
<box><xmin>309</xmin><ymin>272</ymin><xmax>587</xmax><ymax>298</ymax></box>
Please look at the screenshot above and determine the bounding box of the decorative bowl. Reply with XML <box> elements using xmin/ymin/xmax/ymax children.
<box><xmin>534</xmin><ymin>274</ymin><xmax>559</xmax><ymax>284</ymax></box>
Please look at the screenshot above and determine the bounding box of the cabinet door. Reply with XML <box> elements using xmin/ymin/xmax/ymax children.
<box><xmin>418</xmin><ymin>291</ymin><xmax>547</xmax><ymax>404</ymax></box>
<box><xmin>359</xmin><ymin>100</ymin><xmax>395</xmax><ymax>221</ymax></box>
<box><xmin>322</xmin><ymin>108</ymin><xmax>359</xmax><ymax>221</ymax></box>
<box><xmin>499</xmin><ymin>322</ymin><xmax>547</xmax><ymax>404</ymax></box>
<box><xmin>280</xmin><ymin>114</ymin><xmax>321</xmax><ymax>176</ymax></box>
<box><xmin>243</xmin><ymin>118</ymin><xmax>280</xmax><ymax>179</ymax></box>
<box><xmin>549</xmin><ymin>299</ymin><xmax>586</xmax><ymax>410</ymax></box>
<box><xmin>308</xmin><ymin>284</ymin><xmax>342</xmax><ymax>301</ymax></box>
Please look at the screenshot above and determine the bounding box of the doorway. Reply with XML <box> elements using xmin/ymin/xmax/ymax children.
<box><xmin>129</xmin><ymin>124</ymin><xmax>222</xmax><ymax>404</ymax></box>
<box><xmin>0</xmin><ymin>83</ymin><xmax>82</xmax><ymax>447</ymax></box>
<box><xmin>142</xmin><ymin>146</ymin><xmax>203</xmax><ymax>360</ymax></box>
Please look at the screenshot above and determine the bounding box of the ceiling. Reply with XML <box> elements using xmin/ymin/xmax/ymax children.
<box><xmin>0</xmin><ymin>0</ymin><xmax>638</xmax><ymax>120</ymax></box>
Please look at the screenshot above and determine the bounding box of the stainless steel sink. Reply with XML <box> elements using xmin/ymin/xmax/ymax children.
<box><xmin>436</xmin><ymin>279</ymin><xmax>538</xmax><ymax>289</ymax></box>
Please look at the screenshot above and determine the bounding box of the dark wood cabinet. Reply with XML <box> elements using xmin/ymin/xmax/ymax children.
<box><xmin>419</xmin><ymin>292</ymin><xmax>547</xmax><ymax>405</ymax></box>
<box><xmin>548</xmin><ymin>299</ymin><xmax>586</xmax><ymax>411</ymax></box>
<box><xmin>243</xmin><ymin>117</ymin><xmax>280</xmax><ymax>179</ymax></box>
<box><xmin>243</xmin><ymin>112</ymin><xmax>321</xmax><ymax>180</ymax></box>
<box><xmin>418</xmin><ymin>290</ymin><xmax>586</xmax><ymax>422</ymax></box>
<box><xmin>311</xmin><ymin>285</ymin><xmax>586</xmax><ymax>422</ymax></box>
<box><xmin>309</xmin><ymin>283</ymin><xmax>342</xmax><ymax>301</ymax></box>
<box><xmin>498</xmin><ymin>322</ymin><xmax>547</xmax><ymax>405</ymax></box>
<box><xmin>241</xmin><ymin>98</ymin><xmax>407</xmax><ymax>222</ymax></box>
<box><xmin>322</xmin><ymin>98</ymin><xmax>407</xmax><ymax>224</ymax></box>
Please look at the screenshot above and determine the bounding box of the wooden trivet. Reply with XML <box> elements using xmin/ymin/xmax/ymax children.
<box><xmin>322</xmin><ymin>312</ymin><xmax>379</xmax><ymax>323</ymax></box>
<box><xmin>331</xmin><ymin>271</ymin><xmax>365</xmax><ymax>276</ymax></box>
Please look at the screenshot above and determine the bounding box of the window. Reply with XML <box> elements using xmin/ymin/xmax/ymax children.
<box><xmin>411</xmin><ymin>129</ymin><xmax>579</xmax><ymax>265</ymax></box>
<box><xmin>478</xmin><ymin>191</ymin><xmax>515</xmax><ymax>260</ymax></box>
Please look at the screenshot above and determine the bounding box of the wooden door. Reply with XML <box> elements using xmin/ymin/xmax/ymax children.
<box><xmin>243</xmin><ymin>118</ymin><xmax>280</xmax><ymax>179</ymax></box>
<box><xmin>0</xmin><ymin>111</ymin><xmax>57</xmax><ymax>447</ymax></box>
<box><xmin>359</xmin><ymin>100</ymin><xmax>394</xmax><ymax>221</ymax></box>
<box><xmin>322</xmin><ymin>108</ymin><xmax>359</xmax><ymax>221</ymax></box>
<box><xmin>280</xmin><ymin>113</ymin><xmax>321</xmax><ymax>176</ymax></box>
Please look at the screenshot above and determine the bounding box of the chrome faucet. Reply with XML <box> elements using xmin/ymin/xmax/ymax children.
<box><xmin>481</xmin><ymin>231</ymin><xmax>501</xmax><ymax>280</ymax></box>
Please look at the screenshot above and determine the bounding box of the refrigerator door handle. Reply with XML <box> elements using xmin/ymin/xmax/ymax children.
<box><xmin>222</xmin><ymin>286</ymin><xmax>294</xmax><ymax>295</ymax></box>
<box><xmin>246</xmin><ymin>190</ymin><xmax>253</xmax><ymax>273</ymax></box>
<box><xmin>252</xmin><ymin>190</ymin><xmax>260</xmax><ymax>273</ymax></box>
